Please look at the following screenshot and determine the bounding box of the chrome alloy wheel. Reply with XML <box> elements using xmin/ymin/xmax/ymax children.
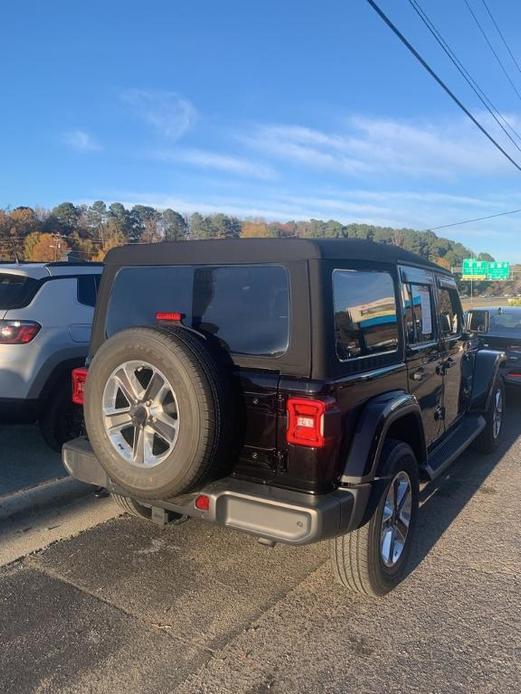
<box><xmin>102</xmin><ymin>361</ymin><xmax>180</xmax><ymax>468</ymax></box>
<box><xmin>380</xmin><ymin>471</ymin><xmax>412</xmax><ymax>568</ymax></box>
<box><xmin>493</xmin><ymin>387</ymin><xmax>503</xmax><ymax>439</ymax></box>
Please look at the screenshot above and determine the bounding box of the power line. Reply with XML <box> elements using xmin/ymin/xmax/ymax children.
<box><xmin>480</xmin><ymin>0</ymin><xmax>521</xmax><ymax>79</ymax></box>
<box><xmin>409</xmin><ymin>0</ymin><xmax>521</xmax><ymax>151</ymax></box>
<box><xmin>424</xmin><ymin>207</ymin><xmax>521</xmax><ymax>231</ymax></box>
<box><xmin>463</xmin><ymin>0</ymin><xmax>521</xmax><ymax>104</ymax></box>
<box><xmin>365</xmin><ymin>0</ymin><xmax>521</xmax><ymax>174</ymax></box>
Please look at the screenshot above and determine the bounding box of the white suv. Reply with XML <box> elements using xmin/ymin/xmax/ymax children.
<box><xmin>0</xmin><ymin>261</ymin><xmax>103</xmax><ymax>449</ymax></box>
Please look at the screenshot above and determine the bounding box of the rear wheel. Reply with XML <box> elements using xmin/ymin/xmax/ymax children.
<box><xmin>39</xmin><ymin>384</ymin><xmax>84</xmax><ymax>451</ymax></box>
<box><xmin>474</xmin><ymin>379</ymin><xmax>505</xmax><ymax>453</ymax></box>
<box><xmin>330</xmin><ymin>440</ymin><xmax>419</xmax><ymax>596</ymax></box>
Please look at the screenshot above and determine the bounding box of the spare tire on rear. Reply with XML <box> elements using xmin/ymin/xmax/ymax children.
<box><xmin>84</xmin><ymin>326</ymin><xmax>232</xmax><ymax>499</ymax></box>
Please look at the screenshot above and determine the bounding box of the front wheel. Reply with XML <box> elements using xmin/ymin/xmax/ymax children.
<box><xmin>330</xmin><ymin>440</ymin><xmax>419</xmax><ymax>596</ymax></box>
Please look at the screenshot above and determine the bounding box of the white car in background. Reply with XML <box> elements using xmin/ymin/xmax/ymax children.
<box><xmin>0</xmin><ymin>260</ymin><xmax>102</xmax><ymax>449</ymax></box>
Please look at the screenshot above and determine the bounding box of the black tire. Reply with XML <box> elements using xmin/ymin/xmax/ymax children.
<box><xmin>39</xmin><ymin>384</ymin><xmax>84</xmax><ymax>451</ymax></box>
<box><xmin>112</xmin><ymin>493</ymin><xmax>152</xmax><ymax>520</ymax></box>
<box><xmin>473</xmin><ymin>378</ymin><xmax>505</xmax><ymax>454</ymax></box>
<box><xmin>330</xmin><ymin>439</ymin><xmax>419</xmax><ymax>596</ymax></box>
<box><xmin>84</xmin><ymin>326</ymin><xmax>232</xmax><ymax>499</ymax></box>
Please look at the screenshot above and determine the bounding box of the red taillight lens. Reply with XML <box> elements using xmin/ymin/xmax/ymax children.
<box><xmin>287</xmin><ymin>398</ymin><xmax>330</xmax><ymax>448</ymax></box>
<box><xmin>72</xmin><ymin>367</ymin><xmax>88</xmax><ymax>405</ymax></box>
<box><xmin>0</xmin><ymin>320</ymin><xmax>40</xmax><ymax>344</ymax></box>
<box><xmin>155</xmin><ymin>311</ymin><xmax>184</xmax><ymax>322</ymax></box>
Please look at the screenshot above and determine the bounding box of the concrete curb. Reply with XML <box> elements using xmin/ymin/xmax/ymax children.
<box><xmin>0</xmin><ymin>477</ymin><xmax>94</xmax><ymax>523</ymax></box>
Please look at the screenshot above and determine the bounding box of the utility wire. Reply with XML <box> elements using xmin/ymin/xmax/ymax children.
<box><xmin>409</xmin><ymin>0</ymin><xmax>521</xmax><ymax>151</ymax></box>
<box><xmin>480</xmin><ymin>0</ymin><xmax>521</xmax><ymax>79</ymax></box>
<box><xmin>424</xmin><ymin>207</ymin><xmax>521</xmax><ymax>231</ymax></box>
<box><xmin>463</xmin><ymin>0</ymin><xmax>521</xmax><ymax>104</ymax></box>
<box><xmin>365</xmin><ymin>0</ymin><xmax>521</xmax><ymax>174</ymax></box>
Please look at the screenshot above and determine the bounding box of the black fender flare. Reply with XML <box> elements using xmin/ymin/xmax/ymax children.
<box><xmin>341</xmin><ymin>390</ymin><xmax>426</xmax><ymax>485</ymax></box>
<box><xmin>470</xmin><ymin>349</ymin><xmax>506</xmax><ymax>412</ymax></box>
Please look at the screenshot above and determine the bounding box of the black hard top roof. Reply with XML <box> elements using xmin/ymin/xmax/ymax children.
<box><xmin>105</xmin><ymin>237</ymin><xmax>449</xmax><ymax>273</ymax></box>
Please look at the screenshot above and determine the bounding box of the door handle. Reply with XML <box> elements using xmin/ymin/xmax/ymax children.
<box><xmin>412</xmin><ymin>367</ymin><xmax>425</xmax><ymax>381</ymax></box>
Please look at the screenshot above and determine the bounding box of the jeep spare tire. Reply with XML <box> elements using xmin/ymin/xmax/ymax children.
<box><xmin>84</xmin><ymin>326</ymin><xmax>231</xmax><ymax>499</ymax></box>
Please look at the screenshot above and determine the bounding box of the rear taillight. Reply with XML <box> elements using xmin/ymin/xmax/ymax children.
<box><xmin>72</xmin><ymin>367</ymin><xmax>88</xmax><ymax>405</ymax></box>
<box><xmin>0</xmin><ymin>320</ymin><xmax>40</xmax><ymax>344</ymax></box>
<box><xmin>287</xmin><ymin>398</ymin><xmax>332</xmax><ymax>448</ymax></box>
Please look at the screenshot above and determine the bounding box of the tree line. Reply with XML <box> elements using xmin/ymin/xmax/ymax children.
<box><xmin>0</xmin><ymin>201</ymin><xmax>491</xmax><ymax>268</ymax></box>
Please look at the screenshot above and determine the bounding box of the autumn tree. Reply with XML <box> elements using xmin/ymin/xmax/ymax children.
<box><xmin>24</xmin><ymin>233</ymin><xmax>70</xmax><ymax>261</ymax></box>
<box><xmin>241</xmin><ymin>221</ymin><xmax>270</xmax><ymax>238</ymax></box>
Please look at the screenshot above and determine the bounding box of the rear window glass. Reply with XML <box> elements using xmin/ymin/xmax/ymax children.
<box><xmin>0</xmin><ymin>273</ymin><xmax>40</xmax><ymax>309</ymax></box>
<box><xmin>106</xmin><ymin>265</ymin><xmax>289</xmax><ymax>357</ymax></box>
<box><xmin>333</xmin><ymin>270</ymin><xmax>399</xmax><ymax>360</ymax></box>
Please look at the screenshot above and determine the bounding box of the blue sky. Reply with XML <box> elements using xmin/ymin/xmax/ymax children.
<box><xmin>2</xmin><ymin>0</ymin><xmax>521</xmax><ymax>260</ymax></box>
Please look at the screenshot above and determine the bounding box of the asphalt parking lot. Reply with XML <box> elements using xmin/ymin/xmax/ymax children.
<box><xmin>0</xmin><ymin>397</ymin><xmax>520</xmax><ymax>693</ymax></box>
<box><xmin>0</xmin><ymin>425</ymin><xmax>65</xmax><ymax>497</ymax></box>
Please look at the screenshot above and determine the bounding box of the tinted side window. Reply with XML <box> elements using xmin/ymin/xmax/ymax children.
<box><xmin>77</xmin><ymin>275</ymin><xmax>101</xmax><ymax>307</ymax></box>
<box><xmin>107</xmin><ymin>265</ymin><xmax>289</xmax><ymax>357</ymax></box>
<box><xmin>437</xmin><ymin>287</ymin><xmax>462</xmax><ymax>337</ymax></box>
<box><xmin>403</xmin><ymin>283</ymin><xmax>435</xmax><ymax>343</ymax></box>
<box><xmin>333</xmin><ymin>270</ymin><xmax>399</xmax><ymax>360</ymax></box>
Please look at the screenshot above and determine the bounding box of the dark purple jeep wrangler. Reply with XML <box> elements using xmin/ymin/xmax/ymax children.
<box><xmin>64</xmin><ymin>238</ymin><xmax>505</xmax><ymax>595</ymax></box>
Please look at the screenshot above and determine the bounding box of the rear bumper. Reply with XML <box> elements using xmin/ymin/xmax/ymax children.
<box><xmin>63</xmin><ymin>438</ymin><xmax>369</xmax><ymax>545</ymax></box>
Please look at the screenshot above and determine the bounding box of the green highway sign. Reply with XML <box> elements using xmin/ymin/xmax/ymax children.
<box><xmin>486</xmin><ymin>261</ymin><xmax>510</xmax><ymax>280</ymax></box>
<box><xmin>462</xmin><ymin>258</ymin><xmax>488</xmax><ymax>280</ymax></box>
<box><xmin>461</xmin><ymin>258</ymin><xmax>510</xmax><ymax>281</ymax></box>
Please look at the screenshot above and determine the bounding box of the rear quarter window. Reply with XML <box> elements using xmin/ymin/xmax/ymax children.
<box><xmin>77</xmin><ymin>274</ymin><xmax>101</xmax><ymax>307</ymax></box>
<box><xmin>0</xmin><ymin>274</ymin><xmax>40</xmax><ymax>309</ymax></box>
<box><xmin>106</xmin><ymin>264</ymin><xmax>289</xmax><ymax>357</ymax></box>
<box><xmin>333</xmin><ymin>269</ymin><xmax>399</xmax><ymax>360</ymax></box>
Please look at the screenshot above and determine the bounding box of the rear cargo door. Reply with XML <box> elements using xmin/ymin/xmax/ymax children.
<box><xmin>105</xmin><ymin>263</ymin><xmax>291</xmax><ymax>482</ymax></box>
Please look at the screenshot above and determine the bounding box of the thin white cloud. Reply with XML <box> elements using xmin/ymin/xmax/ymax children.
<box><xmin>122</xmin><ymin>89</ymin><xmax>197</xmax><ymax>140</ymax></box>
<box><xmin>62</xmin><ymin>129</ymin><xmax>101</xmax><ymax>152</ymax></box>
<box><xmin>244</xmin><ymin>115</ymin><xmax>514</xmax><ymax>179</ymax></box>
<box><xmin>154</xmin><ymin>148</ymin><xmax>276</xmax><ymax>180</ymax></box>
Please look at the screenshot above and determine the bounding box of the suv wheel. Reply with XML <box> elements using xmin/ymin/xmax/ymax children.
<box><xmin>330</xmin><ymin>440</ymin><xmax>419</xmax><ymax>596</ymax></box>
<box><xmin>473</xmin><ymin>379</ymin><xmax>505</xmax><ymax>453</ymax></box>
<box><xmin>39</xmin><ymin>384</ymin><xmax>84</xmax><ymax>451</ymax></box>
<box><xmin>112</xmin><ymin>493</ymin><xmax>152</xmax><ymax>520</ymax></box>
